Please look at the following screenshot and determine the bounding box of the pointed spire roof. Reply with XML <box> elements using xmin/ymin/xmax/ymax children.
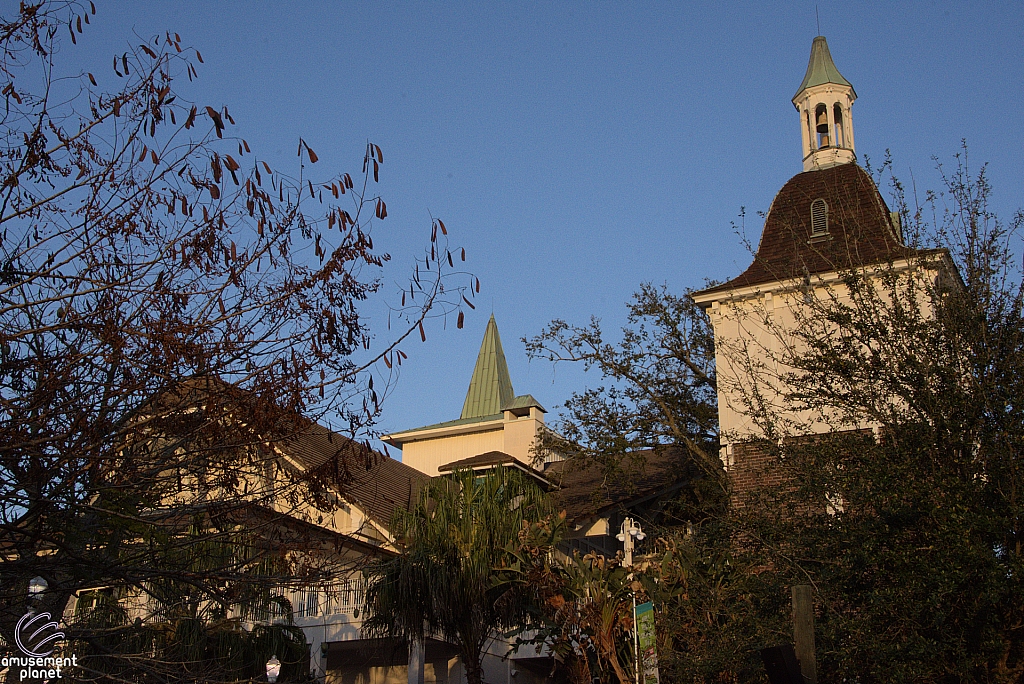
<box><xmin>460</xmin><ymin>315</ymin><xmax>514</xmax><ymax>419</ymax></box>
<box><xmin>793</xmin><ymin>36</ymin><xmax>856</xmax><ymax>101</ymax></box>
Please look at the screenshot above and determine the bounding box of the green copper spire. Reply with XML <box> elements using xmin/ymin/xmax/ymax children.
<box><xmin>793</xmin><ymin>36</ymin><xmax>856</xmax><ymax>101</ymax></box>
<box><xmin>461</xmin><ymin>314</ymin><xmax>514</xmax><ymax>419</ymax></box>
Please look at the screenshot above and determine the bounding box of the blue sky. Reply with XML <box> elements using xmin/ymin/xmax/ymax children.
<box><xmin>70</xmin><ymin>2</ymin><xmax>1024</xmax><ymax>449</ymax></box>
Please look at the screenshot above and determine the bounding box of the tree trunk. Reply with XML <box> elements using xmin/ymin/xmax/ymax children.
<box><xmin>408</xmin><ymin>634</ymin><xmax>425</xmax><ymax>684</ymax></box>
<box><xmin>462</xmin><ymin>648</ymin><xmax>484</xmax><ymax>684</ymax></box>
<box><xmin>598</xmin><ymin>630</ymin><xmax>633</xmax><ymax>684</ymax></box>
<box><xmin>608</xmin><ymin>653</ymin><xmax>633</xmax><ymax>684</ymax></box>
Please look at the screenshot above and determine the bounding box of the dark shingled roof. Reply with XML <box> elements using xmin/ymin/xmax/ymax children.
<box><xmin>438</xmin><ymin>450</ymin><xmax>525</xmax><ymax>472</ymax></box>
<box><xmin>281</xmin><ymin>421</ymin><xmax>429</xmax><ymax>529</ymax></box>
<box><xmin>696</xmin><ymin>163</ymin><xmax>921</xmax><ymax>298</ymax></box>
<box><xmin>544</xmin><ymin>448</ymin><xmax>690</xmax><ymax>525</ymax></box>
<box><xmin>438</xmin><ymin>450</ymin><xmax>556</xmax><ymax>491</ymax></box>
<box><xmin>342</xmin><ymin>454</ymin><xmax>429</xmax><ymax>530</ymax></box>
<box><xmin>142</xmin><ymin>376</ymin><xmax>428</xmax><ymax>533</ymax></box>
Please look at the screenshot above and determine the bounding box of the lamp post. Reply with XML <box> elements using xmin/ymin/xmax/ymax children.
<box><xmin>266</xmin><ymin>655</ymin><xmax>281</xmax><ymax>683</ymax></box>
<box><xmin>616</xmin><ymin>518</ymin><xmax>645</xmax><ymax>684</ymax></box>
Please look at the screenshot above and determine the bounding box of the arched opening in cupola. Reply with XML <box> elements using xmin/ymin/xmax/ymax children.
<box><xmin>833</xmin><ymin>103</ymin><xmax>845</xmax><ymax>148</ymax></box>
<box><xmin>815</xmin><ymin>104</ymin><xmax>830</xmax><ymax>148</ymax></box>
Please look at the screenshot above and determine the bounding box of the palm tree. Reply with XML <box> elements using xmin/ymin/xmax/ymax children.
<box><xmin>362</xmin><ymin>467</ymin><xmax>555</xmax><ymax>684</ymax></box>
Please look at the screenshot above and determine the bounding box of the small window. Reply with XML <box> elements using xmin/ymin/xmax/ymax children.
<box><xmin>810</xmin><ymin>198</ymin><xmax>828</xmax><ymax>237</ymax></box>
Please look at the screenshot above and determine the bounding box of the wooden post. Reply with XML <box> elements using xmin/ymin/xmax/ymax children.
<box><xmin>791</xmin><ymin>585</ymin><xmax>816</xmax><ymax>684</ymax></box>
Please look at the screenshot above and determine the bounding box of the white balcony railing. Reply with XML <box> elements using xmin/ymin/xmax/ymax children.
<box><xmin>69</xmin><ymin>579</ymin><xmax>366</xmax><ymax>626</ymax></box>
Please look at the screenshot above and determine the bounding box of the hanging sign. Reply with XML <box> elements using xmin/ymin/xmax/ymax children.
<box><xmin>635</xmin><ymin>601</ymin><xmax>660</xmax><ymax>684</ymax></box>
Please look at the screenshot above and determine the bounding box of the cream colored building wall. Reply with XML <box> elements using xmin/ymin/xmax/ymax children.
<box><xmin>326</xmin><ymin>658</ymin><xmax>462</xmax><ymax>684</ymax></box>
<box><xmin>396</xmin><ymin>410</ymin><xmax>545</xmax><ymax>476</ymax></box>
<box><xmin>709</xmin><ymin>285</ymin><xmax>843</xmax><ymax>446</ymax></box>
<box><xmin>400</xmin><ymin>427</ymin><xmax>505</xmax><ymax>476</ymax></box>
<box><xmin>327</xmin><ymin>661</ymin><xmax>458</xmax><ymax>684</ymax></box>
<box><xmin>704</xmin><ymin>262</ymin><xmax>943</xmax><ymax>457</ymax></box>
<box><xmin>501</xmin><ymin>409</ymin><xmax>544</xmax><ymax>467</ymax></box>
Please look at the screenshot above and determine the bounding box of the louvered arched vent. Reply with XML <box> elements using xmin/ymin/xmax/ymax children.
<box><xmin>810</xmin><ymin>198</ymin><xmax>829</xmax><ymax>237</ymax></box>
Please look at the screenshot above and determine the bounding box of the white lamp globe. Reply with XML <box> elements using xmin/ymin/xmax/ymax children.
<box><xmin>266</xmin><ymin>655</ymin><xmax>282</xmax><ymax>683</ymax></box>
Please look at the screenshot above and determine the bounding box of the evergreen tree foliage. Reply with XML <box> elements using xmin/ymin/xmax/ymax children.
<box><xmin>362</xmin><ymin>467</ymin><xmax>555</xmax><ymax>684</ymax></box>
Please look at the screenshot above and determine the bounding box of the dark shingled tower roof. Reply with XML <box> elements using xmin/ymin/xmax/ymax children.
<box><xmin>695</xmin><ymin>163</ymin><xmax>921</xmax><ymax>298</ymax></box>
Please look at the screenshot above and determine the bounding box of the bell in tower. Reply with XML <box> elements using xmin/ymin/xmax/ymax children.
<box><xmin>793</xmin><ymin>36</ymin><xmax>857</xmax><ymax>171</ymax></box>
<box><xmin>815</xmin><ymin>104</ymin><xmax>830</xmax><ymax>148</ymax></box>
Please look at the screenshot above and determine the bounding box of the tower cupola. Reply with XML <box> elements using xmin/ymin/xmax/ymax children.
<box><xmin>793</xmin><ymin>36</ymin><xmax>857</xmax><ymax>172</ymax></box>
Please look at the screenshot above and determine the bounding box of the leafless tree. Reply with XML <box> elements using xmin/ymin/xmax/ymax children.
<box><xmin>0</xmin><ymin>2</ymin><xmax>477</xmax><ymax>680</ymax></box>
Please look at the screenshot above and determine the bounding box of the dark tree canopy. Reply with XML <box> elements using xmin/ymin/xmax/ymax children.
<box><xmin>731</xmin><ymin>154</ymin><xmax>1024</xmax><ymax>683</ymax></box>
<box><xmin>530</xmin><ymin>153</ymin><xmax>1024</xmax><ymax>684</ymax></box>
<box><xmin>525</xmin><ymin>284</ymin><xmax>723</xmax><ymax>519</ymax></box>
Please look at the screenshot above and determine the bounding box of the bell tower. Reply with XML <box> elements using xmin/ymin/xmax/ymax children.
<box><xmin>692</xmin><ymin>35</ymin><xmax>940</xmax><ymax>506</ymax></box>
<box><xmin>793</xmin><ymin>36</ymin><xmax>857</xmax><ymax>172</ymax></box>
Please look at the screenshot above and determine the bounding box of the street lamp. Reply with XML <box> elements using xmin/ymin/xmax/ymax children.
<box><xmin>266</xmin><ymin>655</ymin><xmax>281</xmax><ymax>683</ymax></box>
<box><xmin>616</xmin><ymin>518</ymin><xmax>646</xmax><ymax>684</ymax></box>
<box><xmin>616</xmin><ymin>517</ymin><xmax>646</xmax><ymax>568</ymax></box>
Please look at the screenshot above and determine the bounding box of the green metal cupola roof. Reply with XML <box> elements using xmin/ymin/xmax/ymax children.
<box><xmin>460</xmin><ymin>314</ymin><xmax>514</xmax><ymax>419</ymax></box>
<box><xmin>793</xmin><ymin>36</ymin><xmax>856</xmax><ymax>102</ymax></box>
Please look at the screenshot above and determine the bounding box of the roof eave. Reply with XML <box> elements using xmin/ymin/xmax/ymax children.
<box><xmin>692</xmin><ymin>249</ymin><xmax>954</xmax><ymax>307</ymax></box>
<box><xmin>383</xmin><ymin>415</ymin><xmax>505</xmax><ymax>446</ymax></box>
